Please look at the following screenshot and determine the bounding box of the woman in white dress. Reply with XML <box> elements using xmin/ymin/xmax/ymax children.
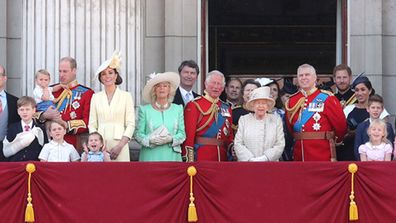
<box><xmin>234</xmin><ymin>86</ymin><xmax>285</xmax><ymax>161</ymax></box>
<box><xmin>89</xmin><ymin>52</ymin><xmax>135</xmax><ymax>161</ymax></box>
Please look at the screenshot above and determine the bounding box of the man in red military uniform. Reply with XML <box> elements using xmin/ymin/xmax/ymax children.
<box><xmin>285</xmin><ymin>64</ymin><xmax>347</xmax><ymax>161</ymax></box>
<box><xmin>183</xmin><ymin>70</ymin><xmax>233</xmax><ymax>161</ymax></box>
<box><xmin>38</xmin><ymin>57</ymin><xmax>94</xmax><ymax>149</ymax></box>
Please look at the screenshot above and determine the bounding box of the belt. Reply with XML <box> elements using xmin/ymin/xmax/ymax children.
<box><xmin>293</xmin><ymin>131</ymin><xmax>335</xmax><ymax>140</ymax></box>
<box><xmin>196</xmin><ymin>137</ymin><xmax>224</xmax><ymax>146</ymax></box>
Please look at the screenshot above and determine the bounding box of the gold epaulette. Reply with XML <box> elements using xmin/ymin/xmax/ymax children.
<box><xmin>320</xmin><ymin>89</ymin><xmax>334</xmax><ymax>96</ymax></box>
<box><xmin>191</xmin><ymin>96</ymin><xmax>202</xmax><ymax>102</ymax></box>
<box><xmin>344</xmin><ymin>94</ymin><xmax>357</xmax><ymax>107</ymax></box>
<box><xmin>232</xmin><ymin>105</ymin><xmax>242</xmax><ymax>110</ymax></box>
<box><xmin>67</xmin><ymin>120</ymin><xmax>86</xmax><ymax>134</ymax></box>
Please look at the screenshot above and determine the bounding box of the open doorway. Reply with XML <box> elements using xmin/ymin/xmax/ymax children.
<box><xmin>207</xmin><ymin>0</ymin><xmax>345</xmax><ymax>81</ymax></box>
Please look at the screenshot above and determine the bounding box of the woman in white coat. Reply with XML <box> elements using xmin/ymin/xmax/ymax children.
<box><xmin>234</xmin><ymin>86</ymin><xmax>285</xmax><ymax>161</ymax></box>
<box><xmin>89</xmin><ymin>52</ymin><xmax>135</xmax><ymax>161</ymax></box>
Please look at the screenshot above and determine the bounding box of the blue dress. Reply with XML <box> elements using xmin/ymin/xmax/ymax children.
<box><xmin>135</xmin><ymin>103</ymin><xmax>186</xmax><ymax>161</ymax></box>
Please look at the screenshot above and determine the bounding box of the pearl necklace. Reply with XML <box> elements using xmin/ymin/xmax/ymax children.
<box><xmin>154</xmin><ymin>101</ymin><xmax>169</xmax><ymax>110</ymax></box>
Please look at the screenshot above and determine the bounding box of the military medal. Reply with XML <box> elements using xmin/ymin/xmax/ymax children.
<box><xmin>312</xmin><ymin>112</ymin><xmax>321</xmax><ymax>131</ymax></box>
<box><xmin>223</xmin><ymin>127</ymin><xmax>229</xmax><ymax>137</ymax></box>
<box><xmin>70</xmin><ymin>111</ymin><xmax>77</xmax><ymax>119</ymax></box>
<box><xmin>72</xmin><ymin>101</ymin><xmax>80</xmax><ymax>110</ymax></box>
<box><xmin>221</xmin><ymin>107</ymin><xmax>231</xmax><ymax>117</ymax></box>
<box><xmin>75</xmin><ymin>92</ymin><xmax>81</xmax><ymax>100</ymax></box>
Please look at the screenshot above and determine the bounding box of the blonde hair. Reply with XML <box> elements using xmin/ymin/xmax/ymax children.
<box><xmin>150</xmin><ymin>81</ymin><xmax>176</xmax><ymax>103</ymax></box>
<box><xmin>367</xmin><ymin>119</ymin><xmax>389</xmax><ymax>144</ymax></box>
<box><xmin>48</xmin><ymin>119</ymin><xmax>67</xmax><ymax>130</ymax></box>
<box><xmin>35</xmin><ymin>69</ymin><xmax>51</xmax><ymax>80</ymax></box>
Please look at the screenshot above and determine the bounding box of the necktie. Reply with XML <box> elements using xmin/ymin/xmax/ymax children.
<box><xmin>185</xmin><ymin>92</ymin><xmax>192</xmax><ymax>103</ymax></box>
<box><xmin>24</xmin><ymin>125</ymin><xmax>30</xmax><ymax>132</ymax></box>
<box><xmin>0</xmin><ymin>99</ymin><xmax>2</xmax><ymax>114</ymax></box>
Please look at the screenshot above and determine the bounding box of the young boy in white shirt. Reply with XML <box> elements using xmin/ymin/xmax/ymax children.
<box><xmin>39</xmin><ymin>119</ymin><xmax>80</xmax><ymax>162</ymax></box>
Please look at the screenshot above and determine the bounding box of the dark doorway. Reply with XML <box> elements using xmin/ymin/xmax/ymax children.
<box><xmin>208</xmin><ymin>0</ymin><xmax>338</xmax><ymax>78</ymax></box>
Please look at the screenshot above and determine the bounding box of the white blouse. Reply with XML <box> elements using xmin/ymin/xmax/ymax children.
<box><xmin>234</xmin><ymin>113</ymin><xmax>285</xmax><ymax>161</ymax></box>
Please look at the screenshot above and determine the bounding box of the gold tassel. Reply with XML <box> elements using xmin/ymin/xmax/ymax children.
<box><xmin>25</xmin><ymin>163</ymin><xmax>36</xmax><ymax>222</ymax></box>
<box><xmin>348</xmin><ymin>163</ymin><xmax>358</xmax><ymax>221</ymax></box>
<box><xmin>187</xmin><ymin>166</ymin><xmax>198</xmax><ymax>222</ymax></box>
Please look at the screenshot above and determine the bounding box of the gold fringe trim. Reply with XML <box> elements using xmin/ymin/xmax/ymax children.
<box><xmin>348</xmin><ymin>163</ymin><xmax>358</xmax><ymax>221</ymax></box>
<box><xmin>25</xmin><ymin>163</ymin><xmax>36</xmax><ymax>222</ymax></box>
<box><xmin>192</xmin><ymin>96</ymin><xmax>219</xmax><ymax>132</ymax></box>
<box><xmin>187</xmin><ymin>166</ymin><xmax>198</xmax><ymax>222</ymax></box>
<box><xmin>285</xmin><ymin>97</ymin><xmax>305</xmax><ymax>123</ymax></box>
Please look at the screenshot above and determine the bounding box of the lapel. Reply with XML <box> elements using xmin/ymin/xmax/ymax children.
<box><xmin>103</xmin><ymin>87</ymin><xmax>121</xmax><ymax>114</ymax></box>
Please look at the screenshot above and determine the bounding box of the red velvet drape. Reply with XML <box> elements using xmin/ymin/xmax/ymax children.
<box><xmin>1</xmin><ymin>162</ymin><xmax>396</xmax><ymax>223</ymax></box>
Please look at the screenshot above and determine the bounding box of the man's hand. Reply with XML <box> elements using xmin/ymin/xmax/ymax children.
<box><xmin>41</xmin><ymin>106</ymin><xmax>61</xmax><ymax>121</ymax></box>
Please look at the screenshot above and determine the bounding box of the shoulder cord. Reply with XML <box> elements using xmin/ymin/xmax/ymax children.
<box><xmin>192</xmin><ymin>100</ymin><xmax>219</xmax><ymax>132</ymax></box>
<box><xmin>284</xmin><ymin>97</ymin><xmax>305</xmax><ymax>123</ymax></box>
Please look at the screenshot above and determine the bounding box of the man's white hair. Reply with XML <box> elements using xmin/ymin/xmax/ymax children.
<box><xmin>205</xmin><ymin>70</ymin><xmax>226</xmax><ymax>87</ymax></box>
<box><xmin>297</xmin><ymin>64</ymin><xmax>316</xmax><ymax>76</ymax></box>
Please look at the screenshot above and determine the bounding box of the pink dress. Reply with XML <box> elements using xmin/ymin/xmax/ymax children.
<box><xmin>358</xmin><ymin>142</ymin><xmax>392</xmax><ymax>161</ymax></box>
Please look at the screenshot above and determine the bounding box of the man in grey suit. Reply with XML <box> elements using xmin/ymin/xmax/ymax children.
<box><xmin>0</xmin><ymin>65</ymin><xmax>20</xmax><ymax>161</ymax></box>
<box><xmin>173</xmin><ymin>60</ymin><xmax>200</xmax><ymax>107</ymax></box>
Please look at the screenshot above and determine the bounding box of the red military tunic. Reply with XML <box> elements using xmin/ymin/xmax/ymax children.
<box><xmin>285</xmin><ymin>88</ymin><xmax>347</xmax><ymax>161</ymax></box>
<box><xmin>183</xmin><ymin>95</ymin><xmax>233</xmax><ymax>161</ymax></box>
<box><xmin>53</xmin><ymin>82</ymin><xmax>94</xmax><ymax>148</ymax></box>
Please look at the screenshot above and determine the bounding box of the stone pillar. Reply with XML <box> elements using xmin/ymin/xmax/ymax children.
<box><xmin>0</xmin><ymin>0</ymin><xmax>23</xmax><ymax>96</ymax></box>
<box><xmin>382</xmin><ymin>0</ymin><xmax>396</xmax><ymax>116</ymax></box>
<box><xmin>349</xmin><ymin>0</ymin><xmax>383</xmax><ymax>94</ymax></box>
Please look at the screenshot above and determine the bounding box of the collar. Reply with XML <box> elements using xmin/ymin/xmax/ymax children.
<box><xmin>300</xmin><ymin>87</ymin><xmax>318</xmax><ymax>97</ymax></box>
<box><xmin>66</xmin><ymin>80</ymin><xmax>79</xmax><ymax>89</ymax></box>
<box><xmin>203</xmin><ymin>91</ymin><xmax>219</xmax><ymax>103</ymax></box>
<box><xmin>49</xmin><ymin>140</ymin><xmax>68</xmax><ymax>146</ymax></box>
<box><xmin>336</xmin><ymin>87</ymin><xmax>351</xmax><ymax>95</ymax></box>
<box><xmin>179</xmin><ymin>87</ymin><xmax>192</xmax><ymax>97</ymax></box>
<box><xmin>88</xmin><ymin>151</ymin><xmax>103</xmax><ymax>155</ymax></box>
<box><xmin>0</xmin><ymin>90</ymin><xmax>5</xmax><ymax>97</ymax></box>
<box><xmin>21</xmin><ymin>120</ymin><xmax>33</xmax><ymax>128</ymax></box>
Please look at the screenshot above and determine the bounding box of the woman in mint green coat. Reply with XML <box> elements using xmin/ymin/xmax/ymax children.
<box><xmin>135</xmin><ymin>72</ymin><xmax>186</xmax><ymax>161</ymax></box>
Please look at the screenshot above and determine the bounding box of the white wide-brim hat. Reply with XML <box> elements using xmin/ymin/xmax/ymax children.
<box><xmin>95</xmin><ymin>51</ymin><xmax>121</xmax><ymax>77</ymax></box>
<box><xmin>142</xmin><ymin>72</ymin><xmax>180</xmax><ymax>103</ymax></box>
<box><xmin>255</xmin><ymin>77</ymin><xmax>274</xmax><ymax>87</ymax></box>
<box><xmin>246</xmin><ymin>86</ymin><xmax>275</xmax><ymax>111</ymax></box>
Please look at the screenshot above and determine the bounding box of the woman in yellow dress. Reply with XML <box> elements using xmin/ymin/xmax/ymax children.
<box><xmin>88</xmin><ymin>52</ymin><xmax>135</xmax><ymax>161</ymax></box>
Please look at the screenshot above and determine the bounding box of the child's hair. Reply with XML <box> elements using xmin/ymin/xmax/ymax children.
<box><xmin>17</xmin><ymin>96</ymin><xmax>36</xmax><ymax>108</ymax></box>
<box><xmin>368</xmin><ymin>94</ymin><xmax>384</xmax><ymax>107</ymax></box>
<box><xmin>35</xmin><ymin>69</ymin><xmax>51</xmax><ymax>80</ymax></box>
<box><xmin>367</xmin><ymin>119</ymin><xmax>389</xmax><ymax>144</ymax></box>
<box><xmin>87</xmin><ymin>132</ymin><xmax>104</xmax><ymax>150</ymax></box>
<box><xmin>48</xmin><ymin>119</ymin><xmax>67</xmax><ymax>130</ymax></box>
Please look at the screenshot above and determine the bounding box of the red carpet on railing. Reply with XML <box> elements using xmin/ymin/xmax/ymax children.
<box><xmin>1</xmin><ymin>162</ymin><xmax>395</xmax><ymax>223</ymax></box>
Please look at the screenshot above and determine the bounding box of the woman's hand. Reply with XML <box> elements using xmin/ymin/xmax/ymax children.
<box><xmin>109</xmin><ymin>144</ymin><xmax>123</xmax><ymax>160</ymax></box>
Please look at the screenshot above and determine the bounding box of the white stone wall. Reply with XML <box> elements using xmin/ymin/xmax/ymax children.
<box><xmin>21</xmin><ymin>0</ymin><xmax>142</xmax><ymax>103</ymax></box>
<box><xmin>142</xmin><ymin>0</ymin><xmax>199</xmax><ymax>90</ymax></box>
<box><xmin>350</xmin><ymin>0</ymin><xmax>396</xmax><ymax>116</ymax></box>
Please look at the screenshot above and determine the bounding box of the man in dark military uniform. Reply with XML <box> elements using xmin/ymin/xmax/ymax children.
<box><xmin>333</xmin><ymin>64</ymin><xmax>356</xmax><ymax>108</ymax></box>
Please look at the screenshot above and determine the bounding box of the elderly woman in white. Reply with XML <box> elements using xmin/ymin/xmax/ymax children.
<box><xmin>234</xmin><ymin>87</ymin><xmax>285</xmax><ymax>161</ymax></box>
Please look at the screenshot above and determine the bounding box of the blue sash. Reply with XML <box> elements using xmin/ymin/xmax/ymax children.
<box><xmin>57</xmin><ymin>86</ymin><xmax>88</xmax><ymax>112</ymax></box>
<box><xmin>293</xmin><ymin>93</ymin><xmax>329</xmax><ymax>132</ymax></box>
<box><xmin>194</xmin><ymin>102</ymin><xmax>229</xmax><ymax>149</ymax></box>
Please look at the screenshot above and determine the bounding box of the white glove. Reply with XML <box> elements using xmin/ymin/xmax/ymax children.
<box><xmin>149</xmin><ymin>134</ymin><xmax>173</xmax><ymax>146</ymax></box>
<box><xmin>3</xmin><ymin>132</ymin><xmax>35</xmax><ymax>157</ymax></box>
<box><xmin>31</xmin><ymin>127</ymin><xmax>44</xmax><ymax>146</ymax></box>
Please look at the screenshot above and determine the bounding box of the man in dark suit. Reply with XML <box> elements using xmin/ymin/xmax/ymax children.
<box><xmin>173</xmin><ymin>60</ymin><xmax>200</xmax><ymax>106</ymax></box>
<box><xmin>0</xmin><ymin>65</ymin><xmax>21</xmax><ymax>161</ymax></box>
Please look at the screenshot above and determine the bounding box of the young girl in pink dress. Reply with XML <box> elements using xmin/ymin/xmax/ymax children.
<box><xmin>359</xmin><ymin>119</ymin><xmax>392</xmax><ymax>161</ymax></box>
